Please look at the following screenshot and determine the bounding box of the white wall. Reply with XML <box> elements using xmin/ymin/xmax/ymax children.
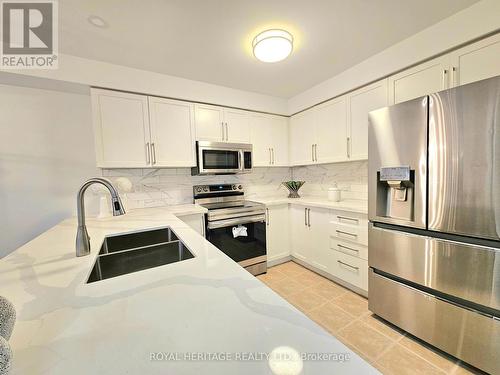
<box><xmin>0</xmin><ymin>83</ymin><xmax>99</xmax><ymax>257</ymax></box>
<box><xmin>288</xmin><ymin>0</ymin><xmax>500</xmax><ymax>113</ymax></box>
<box><xmin>7</xmin><ymin>54</ymin><xmax>288</xmax><ymax>115</ymax></box>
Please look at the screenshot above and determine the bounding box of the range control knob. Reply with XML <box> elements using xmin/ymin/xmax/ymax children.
<box><xmin>232</xmin><ymin>185</ymin><xmax>236</xmax><ymax>190</ymax></box>
<box><xmin>196</xmin><ymin>187</ymin><xmax>202</xmax><ymax>193</ymax></box>
<box><xmin>203</xmin><ymin>186</ymin><xmax>209</xmax><ymax>192</ymax></box>
<box><xmin>238</xmin><ymin>185</ymin><xmax>242</xmax><ymax>190</ymax></box>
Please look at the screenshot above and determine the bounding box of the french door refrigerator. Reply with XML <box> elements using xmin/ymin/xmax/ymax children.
<box><xmin>368</xmin><ymin>75</ymin><xmax>500</xmax><ymax>374</ymax></box>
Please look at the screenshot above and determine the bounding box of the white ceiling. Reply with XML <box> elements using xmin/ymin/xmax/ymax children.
<box><xmin>59</xmin><ymin>0</ymin><xmax>480</xmax><ymax>98</ymax></box>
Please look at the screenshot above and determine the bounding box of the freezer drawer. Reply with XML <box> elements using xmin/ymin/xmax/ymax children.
<box><xmin>369</xmin><ymin>224</ymin><xmax>500</xmax><ymax>312</ymax></box>
<box><xmin>428</xmin><ymin>76</ymin><xmax>500</xmax><ymax>240</ymax></box>
<box><xmin>369</xmin><ymin>269</ymin><xmax>500</xmax><ymax>375</ymax></box>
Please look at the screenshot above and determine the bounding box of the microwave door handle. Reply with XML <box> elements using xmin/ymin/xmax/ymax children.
<box><xmin>238</xmin><ymin>150</ymin><xmax>243</xmax><ymax>171</ymax></box>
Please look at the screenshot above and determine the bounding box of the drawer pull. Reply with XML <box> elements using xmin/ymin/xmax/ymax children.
<box><xmin>337</xmin><ymin>244</ymin><xmax>359</xmax><ymax>253</ymax></box>
<box><xmin>337</xmin><ymin>215</ymin><xmax>359</xmax><ymax>224</ymax></box>
<box><xmin>337</xmin><ymin>260</ymin><xmax>359</xmax><ymax>271</ymax></box>
<box><xmin>336</xmin><ymin>229</ymin><xmax>357</xmax><ymax>238</ymax></box>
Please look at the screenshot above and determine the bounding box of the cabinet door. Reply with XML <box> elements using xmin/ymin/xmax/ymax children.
<box><xmin>290</xmin><ymin>205</ymin><xmax>310</xmax><ymax>262</ymax></box>
<box><xmin>289</xmin><ymin>110</ymin><xmax>316</xmax><ymax>166</ymax></box>
<box><xmin>450</xmin><ymin>33</ymin><xmax>500</xmax><ymax>87</ymax></box>
<box><xmin>224</xmin><ymin>108</ymin><xmax>251</xmax><ymax>143</ymax></box>
<box><xmin>250</xmin><ymin>114</ymin><xmax>273</xmax><ymax>166</ymax></box>
<box><xmin>348</xmin><ymin>80</ymin><xmax>388</xmax><ymax>160</ymax></box>
<box><xmin>308</xmin><ymin>207</ymin><xmax>330</xmax><ymax>272</ymax></box>
<box><xmin>148</xmin><ymin>97</ymin><xmax>196</xmax><ymax>167</ymax></box>
<box><xmin>314</xmin><ymin>96</ymin><xmax>348</xmax><ymax>163</ymax></box>
<box><xmin>194</xmin><ymin>104</ymin><xmax>224</xmax><ymax>141</ymax></box>
<box><xmin>266</xmin><ymin>205</ymin><xmax>290</xmax><ymax>262</ymax></box>
<box><xmin>91</xmin><ymin>89</ymin><xmax>150</xmax><ymax>168</ymax></box>
<box><xmin>269</xmin><ymin>115</ymin><xmax>289</xmax><ymax>166</ymax></box>
<box><xmin>389</xmin><ymin>55</ymin><xmax>450</xmax><ymax>104</ymax></box>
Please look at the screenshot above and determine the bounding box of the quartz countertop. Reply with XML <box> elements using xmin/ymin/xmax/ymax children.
<box><xmin>251</xmin><ymin>196</ymin><xmax>368</xmax><ymax>214</ymax></box>
<box><xmin>0</xmin><ymin>204</ymin><xmax>377</xmax><ymax>374</ymax></box>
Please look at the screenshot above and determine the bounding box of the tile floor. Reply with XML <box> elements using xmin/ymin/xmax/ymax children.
<box><xmin>257</xmin><ymin>261</ymin><xmax>483</xmax><ymax>375</ymax></box>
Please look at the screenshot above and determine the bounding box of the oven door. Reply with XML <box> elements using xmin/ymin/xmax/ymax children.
<box><xmin>198</xmin><ymin>143</ymin><xmax>242</xmax><ymax>174</ymax></box>
<box><xmin>206</xmin><ymin>214</ymin><xmax>266</xmax><ymax>272</ymax></box>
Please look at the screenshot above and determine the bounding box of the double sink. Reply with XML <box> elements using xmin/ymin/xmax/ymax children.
<box><xmin>87</xmin><ymin>227</ymin><xmax>194</xmax><ymax>283</ymax></box>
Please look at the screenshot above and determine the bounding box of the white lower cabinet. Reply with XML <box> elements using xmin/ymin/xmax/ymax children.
<box><xmin>287</xmin><ymin>204</ymin><xmax>369</xmax><ymax>293</ymax></box>
<box><xmin>266</xmin><ymin>204</ymin><xmax>290</xmax><ymax>262</ymax></box>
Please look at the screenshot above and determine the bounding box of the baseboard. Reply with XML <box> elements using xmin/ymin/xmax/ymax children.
<box><xmin>267</xmin><ymin>255</ymin><xmax>292</xmax><ymax>268</ymax></box>
<box><xmin>291</xmin><ymin>257</ymin><xmax>368</xmax><ymax>298</ymax></box>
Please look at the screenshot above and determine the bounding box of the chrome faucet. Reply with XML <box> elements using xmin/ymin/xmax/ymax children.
<box><xmin>76</xmin><ymin>178</ymin><xmax>125</xmax><ymax>257</ymax></box>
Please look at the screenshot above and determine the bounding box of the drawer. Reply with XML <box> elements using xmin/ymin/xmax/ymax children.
<box><xmin>330</xmin><ymin>221</ymin><xmax>368</xmax><ymax>246</ymax></box>
<box><xmin>330</xmin><ymin>211</ymin><xmax>368</xmax><ymax>227</ymax></box>
<box><xmin>330</xmin><ymin>250</ymin><xmax>368</xmax><ymax>291</ymax></box>
<box><xmin>330</xmin><ymin>237</ymin><xmax>368</xmax><ymax>260</ymax></box>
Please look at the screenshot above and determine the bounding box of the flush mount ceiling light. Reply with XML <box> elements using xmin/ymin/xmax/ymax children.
<box><xmin>252</xmin><ymin>29</ymin><xmax>293</xmax><ymax>63</ymax></box>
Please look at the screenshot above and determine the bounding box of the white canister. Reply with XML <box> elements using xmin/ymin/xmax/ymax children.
<box><xmin>328</xmin><ymin>186</ymin><xmax>341</xmax><ymax>202</ymax></box>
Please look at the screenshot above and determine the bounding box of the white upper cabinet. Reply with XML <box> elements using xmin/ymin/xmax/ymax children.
<box><xmin>148</xmin><ymin>97</ymin><xmax>196</xmax><ymax>167</ymax></box>
<box><xmin>348</xmin><ymin>79</ymin><xmax>388</xmax><ymax>160</ymax></box>
<box><xmin>251</xmin><ymin>114</ymin><xmax>288</xmax><ymax>167</ymax></box>
<box><xmin>194</xmin><ymin>104</ymin><xmax>225</xmax><ymax>142</ymax></box>
<box><xmin>195</xmin><ymin>105</ymin><xmax>251</xmax><ymax>143</ymax></box>
<box><xmin>315</xmin><ymin>96</ymin><xmax>348</xmax><ymax>163</ymax></box>
<box><xmin>92</xmin><ymin>89</ymin><xmax>151</xmax><ymax>168</ymax></box>
<box><xmin>449</xmin><ymin>33</ymin><xmax>500</xmax><ymax>87</ymax></box>
<box><xmin>389</xmin><ymin>55</ymin><xmax>450</xmax><ymax>104</ymax></box>
<box><xmin>289</xmin><ymin>110</ymin><xmax>316</xmax><ymax>165</ymax></box>
<box><xmin>224</xmin><ymin>108</ymin><xmax>251</xmax><ymax>143</ymax></box>
<box><xmin>92</xmin><ymin>88</ymin><xmax>196</xmax><ymax>168</ymax></box>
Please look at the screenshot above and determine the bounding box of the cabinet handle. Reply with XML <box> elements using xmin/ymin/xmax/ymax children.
<box><xmin>151</xmin><ymin>142</ymin><xmax>156</xmax><ymax>165</ymax></box>
<box><xmin>311</xmin><ymin>144</ymin><xmax>315</xmax><ymax>162</ymax></box>
<box><xmin>145</xmin><ymin>142</ymin><xmax>151</xmax><ymax>164</ymax></box>
<box><xmin>442</xmin><ymin>69</ymin><xmax>448</xmax><ymax>89</ymax></box>
<box><xmin>337</xmin><ymin>243</ymin><xmax>359</xmax><ymax>253</ymax></box>
<box><xmin>307</xmin><ymin>208</ymin><xmax>311</xmax><ymax>228</ymax></box>
<box><xmin>272</xmin><ymin>148</ymin><xmax>275</xmax><ymax>164</ymax></box>
<box><xmin>337</xmin><ymin>215</ymin><xmax>359</xmax><ymax>224</ymax></box>
<box><xmin>346</xmin><ymin>137</ymin><xmax>351</xmax><ymax>158</ymax></box>
<box><xmin>266</xmin><ymin>208</ymin><xmax>270</xmax><ymax>226</ymax></box>
<box><xmin>337</xmin><ymin>260</ymin><xmax>359</xmax><ymax>271</ymax></box>
<box><xmin>221</xmin><ymin>122</ymin><xmax>224</xmax><ymax>141</ymax></box>
<box><xmin>452</xmin><ymin>66</ymin><xmax>457</xmax><ymax>87</ymax></box>
<box><xmin>336</xmin><ymin>229</ymin><xmax>357</xmax><ymax>239</ymax></box>
<box><xmin>225</xmin><ymin>123</ymin><xmax>229</xmax><ymax>141</ymax></box>
<box><xmin>304</xmin><ymin>208</ymin><xmax>308</xmax><ymax>226</ymax></box>
<box><xmin>315</xmin><ymin>144</ymin><xmax>318</xmax><ymax>161</ymax></box>
<box><xmin>269</xmin><ymin>148</ymin><xmax>272</xmax><ymax>165</ymax></box>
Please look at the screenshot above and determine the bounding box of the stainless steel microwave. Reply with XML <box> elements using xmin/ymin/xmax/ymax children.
<box><xmin>191</xmin><ymin>141</ymin><xmax>252</xmax><ymax>175</ymax></box>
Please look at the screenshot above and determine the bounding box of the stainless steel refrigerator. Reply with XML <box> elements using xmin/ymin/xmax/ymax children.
<box><xmin>368</xmin><ymin>75</ymin><xmax>500</xmax><ymax>374</ymax></box>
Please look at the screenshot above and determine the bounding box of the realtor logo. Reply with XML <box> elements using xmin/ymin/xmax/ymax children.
<box><xmin>1</xmin><ymin>0</ymin><xmax>58</xmax><ymax>69</ymax></box>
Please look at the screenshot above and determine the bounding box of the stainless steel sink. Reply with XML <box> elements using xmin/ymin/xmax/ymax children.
<box><xmin>87</xmin><ymin>228</ymin><xmax>194</xmax><ymax>283</ymax></box>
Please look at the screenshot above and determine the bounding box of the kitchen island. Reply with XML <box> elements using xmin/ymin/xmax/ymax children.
<box><xmin>0</xmin><ymin>205</ymin><xmax>378</xmax><ymax>374</ymax></box>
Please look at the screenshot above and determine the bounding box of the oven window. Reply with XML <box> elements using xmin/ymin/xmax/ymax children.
<box><xmin>207</xmin><ymin>221</ymin><xmax>266</xmax><ymax>263</ymax></box>
<box><xmin>202</xmin><ymin>150</ymin><xmax>239</xmax><ymax>170</ymax></box>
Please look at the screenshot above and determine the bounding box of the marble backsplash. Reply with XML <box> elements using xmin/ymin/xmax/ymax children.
<box><xmin>291</xmin><ymin>160</ymin><xmax>368</xmax><ymax>200</ymax></box>
<box><xmin>97</xmin><ymin>161</ymin><xmax>367</xmax><ymax>211</ymax></box>
<box><xmin>99</xmin><ymin>167</ymin><xmax>291</xmax><ymax>210</ymax></box>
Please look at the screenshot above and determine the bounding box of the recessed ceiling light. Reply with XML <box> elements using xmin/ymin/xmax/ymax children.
<box><xmin>88</xmin><ymin>15</ymin><xmax>108</xmax><ymax>28</ymax></box>
<box><xmin>252</xmin><ymin>29</ymin><xmax>293</xmax><ymax>63</ymax></box>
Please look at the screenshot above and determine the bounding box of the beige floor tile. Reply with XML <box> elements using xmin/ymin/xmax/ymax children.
<box><xmin>286</xmin><ymin>289</ymin><xmax>328</xmax><ymax>312</ymax></box>
<box><xmin>269</xmin><ymin>278</ymin><xmax>308</xmax><ymax>297</ymax></box>
<box><xmin>309</xmin><ymin>279</ymin><xmax>348</xmax><ymax>300</ymax></box>
<box><xmin>308</xmin><ymin>302</ymin><xmax>354</xmax><ymax>333</ymax></box>
<box><xmin>451</xmin><ymin>362</ymin><xmax>484</xmax><ymax>375</ymax></box>
<box><xmin>376</xmin><ymin>344</ymin><xmax>445</xmax><ymax>375</ymax></box>
<box><xmin>273</xmin><ymin>261</ymin><xmax>307</xmax><ymax>276</ymax></box>
<box><xmin>331</xmin><ymin>291</ymin><xmax>369</xmax><ymax>317</ymax></box>
<box><xmin>400</xmin><ymin>336</ymin><xmax>457</xmax><ymax>373</ymax></box>
<box><xmin>337</xmin><ymin>320</ymin><xmax>395</xmax><ymax>361</ymax></box>
<box><xmin>292</xmin><ymin>268</ymin><xmax>327</xmax><ymax>287</ymax></box>
<box><xmin>257</xmin><ymin>272</ymin><xmax>287</xmax><ymax>287</ymax></box>
<box><xmin>361</xmin><ymin>314</ymin><xmax>405</xmax><ymax>341</ymax></box>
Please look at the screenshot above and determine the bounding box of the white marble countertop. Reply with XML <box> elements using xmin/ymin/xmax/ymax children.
<box><xmin>250</xmin><ymin>196</ymin><xmax>368</xmax><ymax>214</ymax></box>
<box><xmin>0</xmin><ymin>204</ymin><xmax>377</xmax><ymax>374</ymax></box>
